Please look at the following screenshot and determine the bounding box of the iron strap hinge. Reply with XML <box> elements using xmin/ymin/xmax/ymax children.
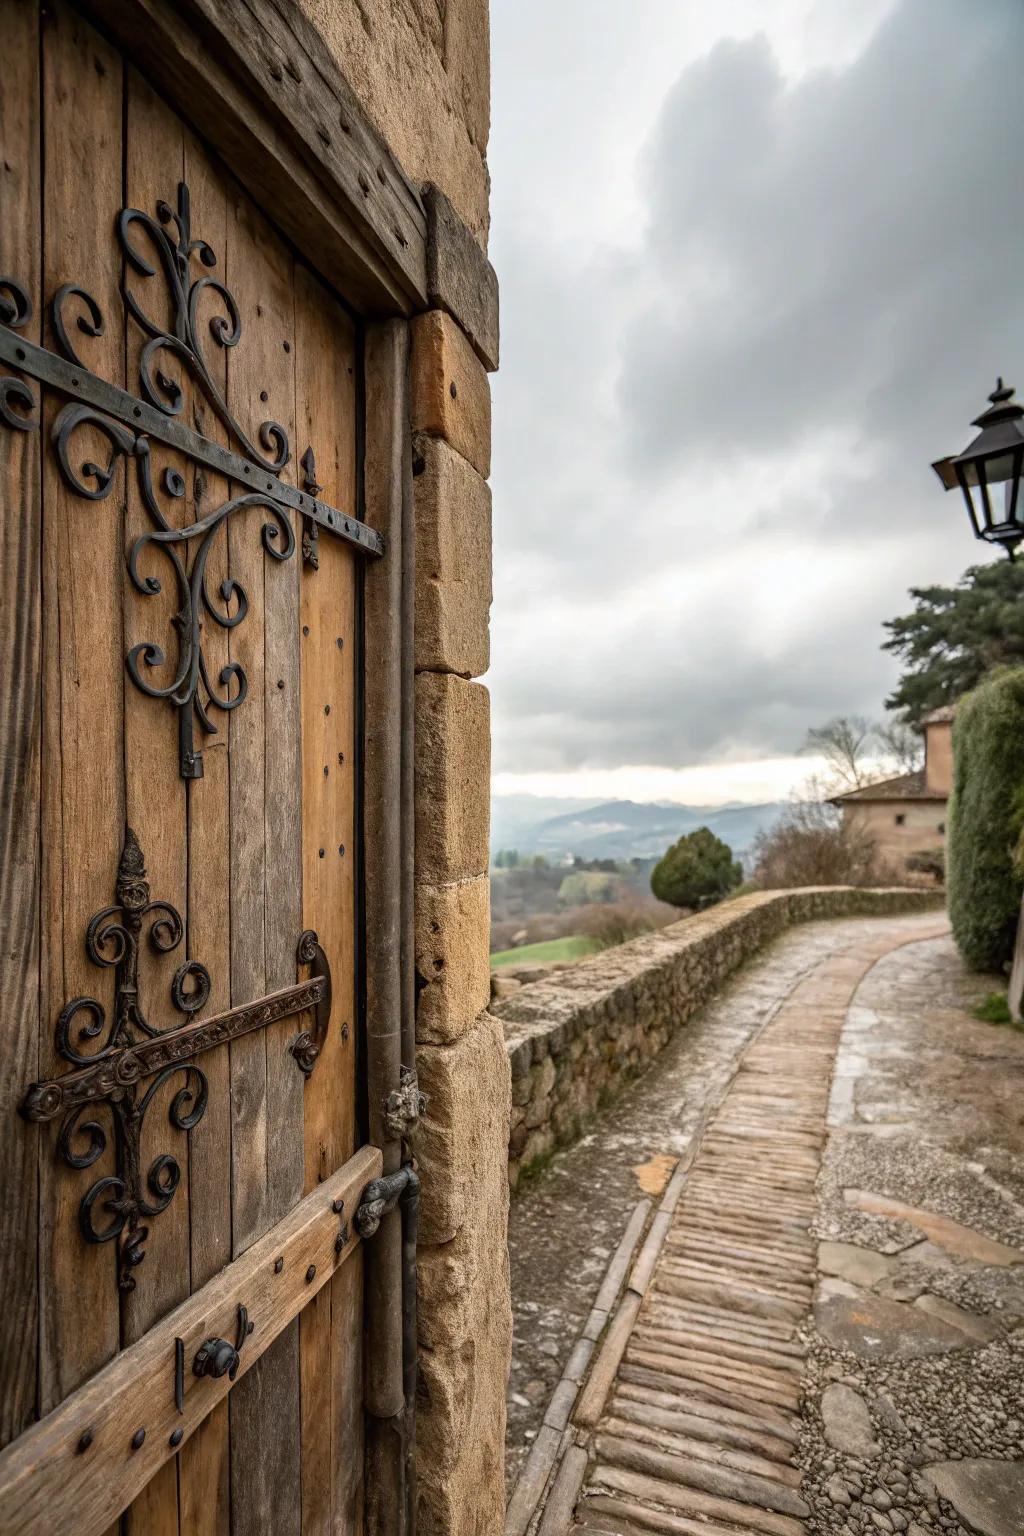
<box><xmin>18</xmin><ymin>830</ymin><xmax>334</xmax><ymax>1293</ymax></box>
<box><xmin>354</xmin><ymin>1165</ymin><xmax>420</xmax><ymax>1240</ymax></box>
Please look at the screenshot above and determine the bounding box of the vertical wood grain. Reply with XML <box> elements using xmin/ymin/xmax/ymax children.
<box><xmin>329</xmin><ymin>1253</ymin><xmax>366</xmax><ymax>1535</ymax></box>
<box><xmin>226</xmin><ymin>184</ymin><xmax>302</xmax><ymax>1536</ymax></box>
<box><xmin>120</xmin><ymin>64</ymin><xmax>189</xmax><ymax>1348</ymax></box>
<box><xmin>293</xmin><ymin>264</ymin><xmax>360</xmax><ymax>1535</ymax></box>
<box><xmin>0</xmin><ymin>0</ymin><xmax>41</xmax><ymax>1453</ymax></box>
<box><xmin>294</xmin><ymin>266</ymin><xmax>359</xmax><ymax>1190</ymax></box>
<box><xmin>225</xmin><ymin>185</ymin><xmax>268</xmax><ymax>1258</ymax></box>
<box><xmin>9</xmin><ymin>17</ymin><xmax>371</xmax><ymax>1533</ymax></box>
<box><xmin>177</xmin><ymin>127</ymin><xmax>233</xmax><ymax>1536</ymax></box>
<box><xmin>119</xmin><ymin>67</ymin><xmax>189</xmax><ymax>1536</ymax></box>
<box><xmin>38</xmin><ymin>0</ymin><xmax>125</xmax><ymax>1414</ymax></box>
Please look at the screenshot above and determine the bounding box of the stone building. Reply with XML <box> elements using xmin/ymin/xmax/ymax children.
<box><xmin>831</xmin><ymin>707</ymin><xmax>955</xmax><ymax>879</ymax></box>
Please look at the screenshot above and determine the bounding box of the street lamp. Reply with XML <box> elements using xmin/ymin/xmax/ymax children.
<box><xmin>932</xmin><ymin>379</ymin><xmax>1024</xmax><ymax>559</ymax></box>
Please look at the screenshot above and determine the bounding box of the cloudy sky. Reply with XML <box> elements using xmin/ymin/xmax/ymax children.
<box><xmin>486</xmin><ymin>0</ymin><xmax>1024</xmax><ymax>805</ymax></box>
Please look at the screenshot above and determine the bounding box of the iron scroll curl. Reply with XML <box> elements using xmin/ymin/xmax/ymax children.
<box><xmin>20</xmin><ymin>833</ymin><xmax>335</xmax><ymax>1293</ymax></box>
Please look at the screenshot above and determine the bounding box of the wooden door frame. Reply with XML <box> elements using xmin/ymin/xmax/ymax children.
<box><xmin>0</xmin><ymin>1</ymin><xmax>423</xmax><ymax>1531</ymax></box>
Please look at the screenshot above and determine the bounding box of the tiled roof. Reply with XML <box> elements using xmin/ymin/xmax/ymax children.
<box><xmin>831</xmin><ymin>770</ymin><xmax>946</xmax><ymax>804</ymax></box>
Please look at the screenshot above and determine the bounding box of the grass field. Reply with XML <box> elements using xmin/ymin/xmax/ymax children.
<box><xmin>489</xmin><ymin>934</ymin><xmax>603</xmax><ymax>968</ymax></box>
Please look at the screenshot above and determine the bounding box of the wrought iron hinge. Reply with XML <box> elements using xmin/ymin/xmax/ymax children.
<box><xmin>354</xmin><ymin>1164</ymin><xmax>420</xmax><ymax>1240</ymax></box>
<box><xmin>19</xmin><ymin>830</ymin><xmax>333</xmax><ymax>1292</ymax></box>
<box><xmin>300</xmin><ymin>446</ymin><xmax>321</xmax><ymax>569</ymax></box>
<box><xmin>1</xmin><ymin>179</ymin><xmax>385</xmax><ymax>782</ymax></box>
<box><xmin>384</xmin><ymin>1065</ymin><xmax>426</xmax><ymax>1141</ymax></box>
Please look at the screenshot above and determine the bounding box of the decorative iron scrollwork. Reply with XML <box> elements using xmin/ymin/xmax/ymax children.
<box><xmin>48</xmin><ymin>397</ymin><xmax>297</xmax><ymax>777</ymax></box>
<box><xmin>20</xmin><ymin>832</ymin><xmax>332</xmax><ymax>1293</ymax></box>
<box><xmin>0</xmin><ymin>276</ymin><xmax>37</xmax><ymax>430</ymax></box>
<box><xmin>25</xmin><ymin>828</ymin><xmax>213</xmax><ymax>1290</ymax></box>
<box><xmin>118</xmin><ymin>182</ymin><xmax>289</xmax><ymax>472</ymax></box>
<box><xmin>0</xmin><ymin>180</ymin><xmax>383</xmax><ymax>781</ymax></box>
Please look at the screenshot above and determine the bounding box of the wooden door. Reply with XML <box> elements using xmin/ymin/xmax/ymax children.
<box><xmin>0</xmin><ymin>3</ymin><xmax>386</xmax><ymax>1530</ymax></box>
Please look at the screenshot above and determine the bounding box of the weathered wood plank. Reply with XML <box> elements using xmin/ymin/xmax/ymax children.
<box><xmin>226</xmin><ymin>176</ymin><xmax>270</xmax><ymax>1260</ymax></box>
<box><xmin>179</xmin><ymin>1401</ymin><xmax>230</xmax><ymax>1536</ymax></box>
<box><xmin>178</xmin><ymin>125</ymin><xmax>234</xmax><ymax>1536</ymax></box>
<box><xmin>329</xmin><ymin>1252</ymin><xmax>365</xmax><ymax>1534</ymax></box>
<box><xmin>77</xmin><ymin>0</ymin><xmax>427</xmax><ymax>312</ymax></box>
<box><xmin>536</xmin><ymin>1446</ymin><xmax>588</xmax><ymax>1536</ymax></box>
<box><xmin>0</xmin><ymin>0</ymin><xmax>41</xmax><ymax>1454</ymax></box>
<box><xmin>0</xmin><ymin>1145</ymin><xmax>380</xmax><ymax>1536</ymax></box>
<box><xmin>38</xmin><ymin>0</ymin><xmax>125</xmax><ymax>1415</ymax></box>
<box><xmin>119</xmin><ymin>71</ymin><xmax>192</xmax><ymax>1536</ymax></box>
<box><xmin>121</xmin><ymin>59</ymin><xmax>191</xmax><ymax>1351</ymax></box>
<box><xmin>226</xmin><ymin>180</ymin><xmax>302</xmax><ymax>1536</ymax></box>
<box><xmin>293</xmin><ymin>263</ymin><xmax>359</xmax><ymax>1535</ymax></box>
<box><xmin>574</xmin><ymin>1293</ymin><xmax>641</xmax><ymax>1430</ymax></box>
<box><xmin>295</xmin><ymin>264</ymin><xmax>359</xmax><ymax>1194</ymax></box>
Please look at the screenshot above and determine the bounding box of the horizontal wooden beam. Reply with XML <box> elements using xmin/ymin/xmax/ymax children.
<box><xmin>78</xmin><ymin>0</ymin><xmax>428</xmax><ymax>315</ymax></box>
<box><xmin>0</xmin><ymin>1143</ymin><xmax>382</xmax><ymax>1536</ymax></box>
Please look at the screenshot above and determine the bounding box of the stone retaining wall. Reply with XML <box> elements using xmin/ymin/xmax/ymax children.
<box><xmin>493</xmin><ymin>887</ymin><xmax>945</xmax><ymax>1189</ymax></box>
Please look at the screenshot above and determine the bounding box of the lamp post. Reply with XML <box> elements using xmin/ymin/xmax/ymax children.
<box><xmin>934</xmin><ymin>378</ymin><xmax>1024</xmax><ymax>1020</ymax></box>
<box><xmin>932</xmin><ymin>379</ymin><xmax>1024</xmax><ymax>558</ymax></box>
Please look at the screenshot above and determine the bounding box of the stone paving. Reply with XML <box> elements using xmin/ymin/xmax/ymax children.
<box><xmin>803</xmin><ymin>931</ymin><xmax>1024</xmax><ymax>1535</ymax></box>
<box><xmin>506</xmin><ymin>915</ymin><xmax>929</xmax><ymax>1492</ymax></box>
<box><xmin>507</xmin><ymin>912</ymin><xmax>1024</xmax><ymax>1536</ymax></box>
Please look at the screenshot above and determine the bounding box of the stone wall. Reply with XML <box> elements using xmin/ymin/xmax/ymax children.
<box><xmin>494</xmin><ymin>888</ymin><xmax>945</xmax><ymax>1188</ymax></box>
<box><xmin>297</xmin><ymin>0</ymin><xmax>491</xmax><ymax>245</ymax></box>
<box><xmin>290</xmin><ymin>4</ymin><xmax>504</xmax><ymax>1529</ymax></box>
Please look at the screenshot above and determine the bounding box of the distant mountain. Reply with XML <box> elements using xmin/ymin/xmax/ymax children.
<box><xmin>490</xmin><ymin>795</ymin><xmax>786</xmax><ymax>866</ymax></box>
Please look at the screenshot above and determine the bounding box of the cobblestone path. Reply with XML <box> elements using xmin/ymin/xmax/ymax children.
<box><xmin>512</xmin><ymin>915</ymin><xmax>951</xmax><ymax>1535</ymax></box>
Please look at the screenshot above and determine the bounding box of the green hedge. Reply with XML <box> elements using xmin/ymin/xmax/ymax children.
<box><xmin>947</xmin><ymin>667</ymin><xmax>1024</xmax><ymax>971</ymax></box>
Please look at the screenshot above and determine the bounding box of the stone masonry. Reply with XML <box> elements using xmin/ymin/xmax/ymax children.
<box><xmin>300</xmin><ymin>4</ymin><xmax>508</xmax><ymax>1531</ymax></box>
<box><xmin>493</xmin><ymin>889</ymin><xmax>945</xmax><ymax>1191</ymax></box>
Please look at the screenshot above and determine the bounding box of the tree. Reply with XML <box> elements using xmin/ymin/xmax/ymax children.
<box><xmin>874</xmin><ymin>718</ymin><xmax>924</xmax><ymax>775</ymax></box>
<box><xmin>751</xmin><ymin>786</ymin><xmax>885</xmax><ymax>889</ymax></box>
<box><xmin>882</xmin><ymin>561</ymin><xmax>1024</xmax><ymax>726</ymax></box>
<box><xmin>803</xmin><ymin>715</ymin><xmax>878</xmax><ymax>790</ymax></box>
<box><xmin>802</xmin><ymin>715</ymin><xmax>922</xmax><ymax>793</ymax></box>
<box><xmin>558</xmin><ymin>871</ymin><xmax>617</xmax><ymax>907</ymax></box>
<box><xmin>651</xmin><ymin>827</ymin><xmax>742</xmax><ymax>910</ymax></box>
<box><xmin>946</xmin><ymin>667</ymin><xmax>1024</xmax><ymax>972</ymax></box>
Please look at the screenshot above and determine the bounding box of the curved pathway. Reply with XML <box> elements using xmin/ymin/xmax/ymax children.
<box><xmin>506</xmin><ymin>911</ymin><xmax>956</xmax><ymax>1535</ymax></box>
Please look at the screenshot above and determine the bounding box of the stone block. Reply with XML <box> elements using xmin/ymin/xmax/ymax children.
<box><xmin>415</xmin><ymin>875</ymin><xmax>491</xmax><ymax>1045</ymax></box>
<box><xmin>507</xmin><ymin>1036</ymin><xmax>532</xmax><ymax>1081</ymax></box>
<box><xmin>416</xmin><ymin>672</ymin><xmax>490</xmax><ymax>882</ymax></box>
<box><xmin>413</xmin><ymin>433</ymin><xmax>492</xmax><ymax>678</ymax></box>
<box><xmin>415</xmin><ymin>1012</ymin><xmax>510</xmax><ymax>1245</ymax></box>
<box><xmin>523</xmin><ymin>1095</ymin><xmax>550</xmax><ymax>1132</ymax></box>
<box><xmin>416</xmin><ymin>1020</ymin><xmax>511</xmax><ymax>1536</ymax></box>
<box><xmin>511</xmin><ymin>1072</ymin><xmax>533</xmax><ymax>1106</ymax></box>
<box><xmin>440</xmin><ymin>0</ymin><xmax>490</xmax><ymax>153</ymax></box>
<box><xmin>423</xmin><ymin>182</ymin><xmax>499</xmax><ymax>369</ymax></box>
<box><xmin>417</xmin><ymin>1331</ymin><xmax>507</xmax><ymax>1535</ymax></box>
<box><xmin>521</xmin><ymin>1127</ymin><xmax>553</xmax><ymax>1167</ymax></box>
<box><xmin>410</xmin><ymin>310</ymin><xmax>491</xmax><ymax>478</ymax></box>
<box><xmin>534</xmin><ymin>1055</ymin><xmax>556</xmax><ymax>1098</ymax></box>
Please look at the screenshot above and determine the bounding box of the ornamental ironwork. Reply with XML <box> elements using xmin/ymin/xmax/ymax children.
<box><xmin>0</xmin><ymin>181</ymin><xmax>382</xmax><ymax>779</ymax></box>
<box><xmin>20</xmin><ymin>830</ymin><xmax>332</xmax><ymax>1293</ymax></box>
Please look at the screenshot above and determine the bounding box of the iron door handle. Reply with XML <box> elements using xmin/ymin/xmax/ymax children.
<box><xmin>193</xmin><ymin>1303</ymin><xmax>253</xmax><ymax>1382</ymax></box>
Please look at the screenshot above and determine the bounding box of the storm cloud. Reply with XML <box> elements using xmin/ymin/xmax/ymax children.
<box><xmin>487</xmin><ymin>0</ymin><xmax>1024</xmax><ymax>779</ymax></box>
